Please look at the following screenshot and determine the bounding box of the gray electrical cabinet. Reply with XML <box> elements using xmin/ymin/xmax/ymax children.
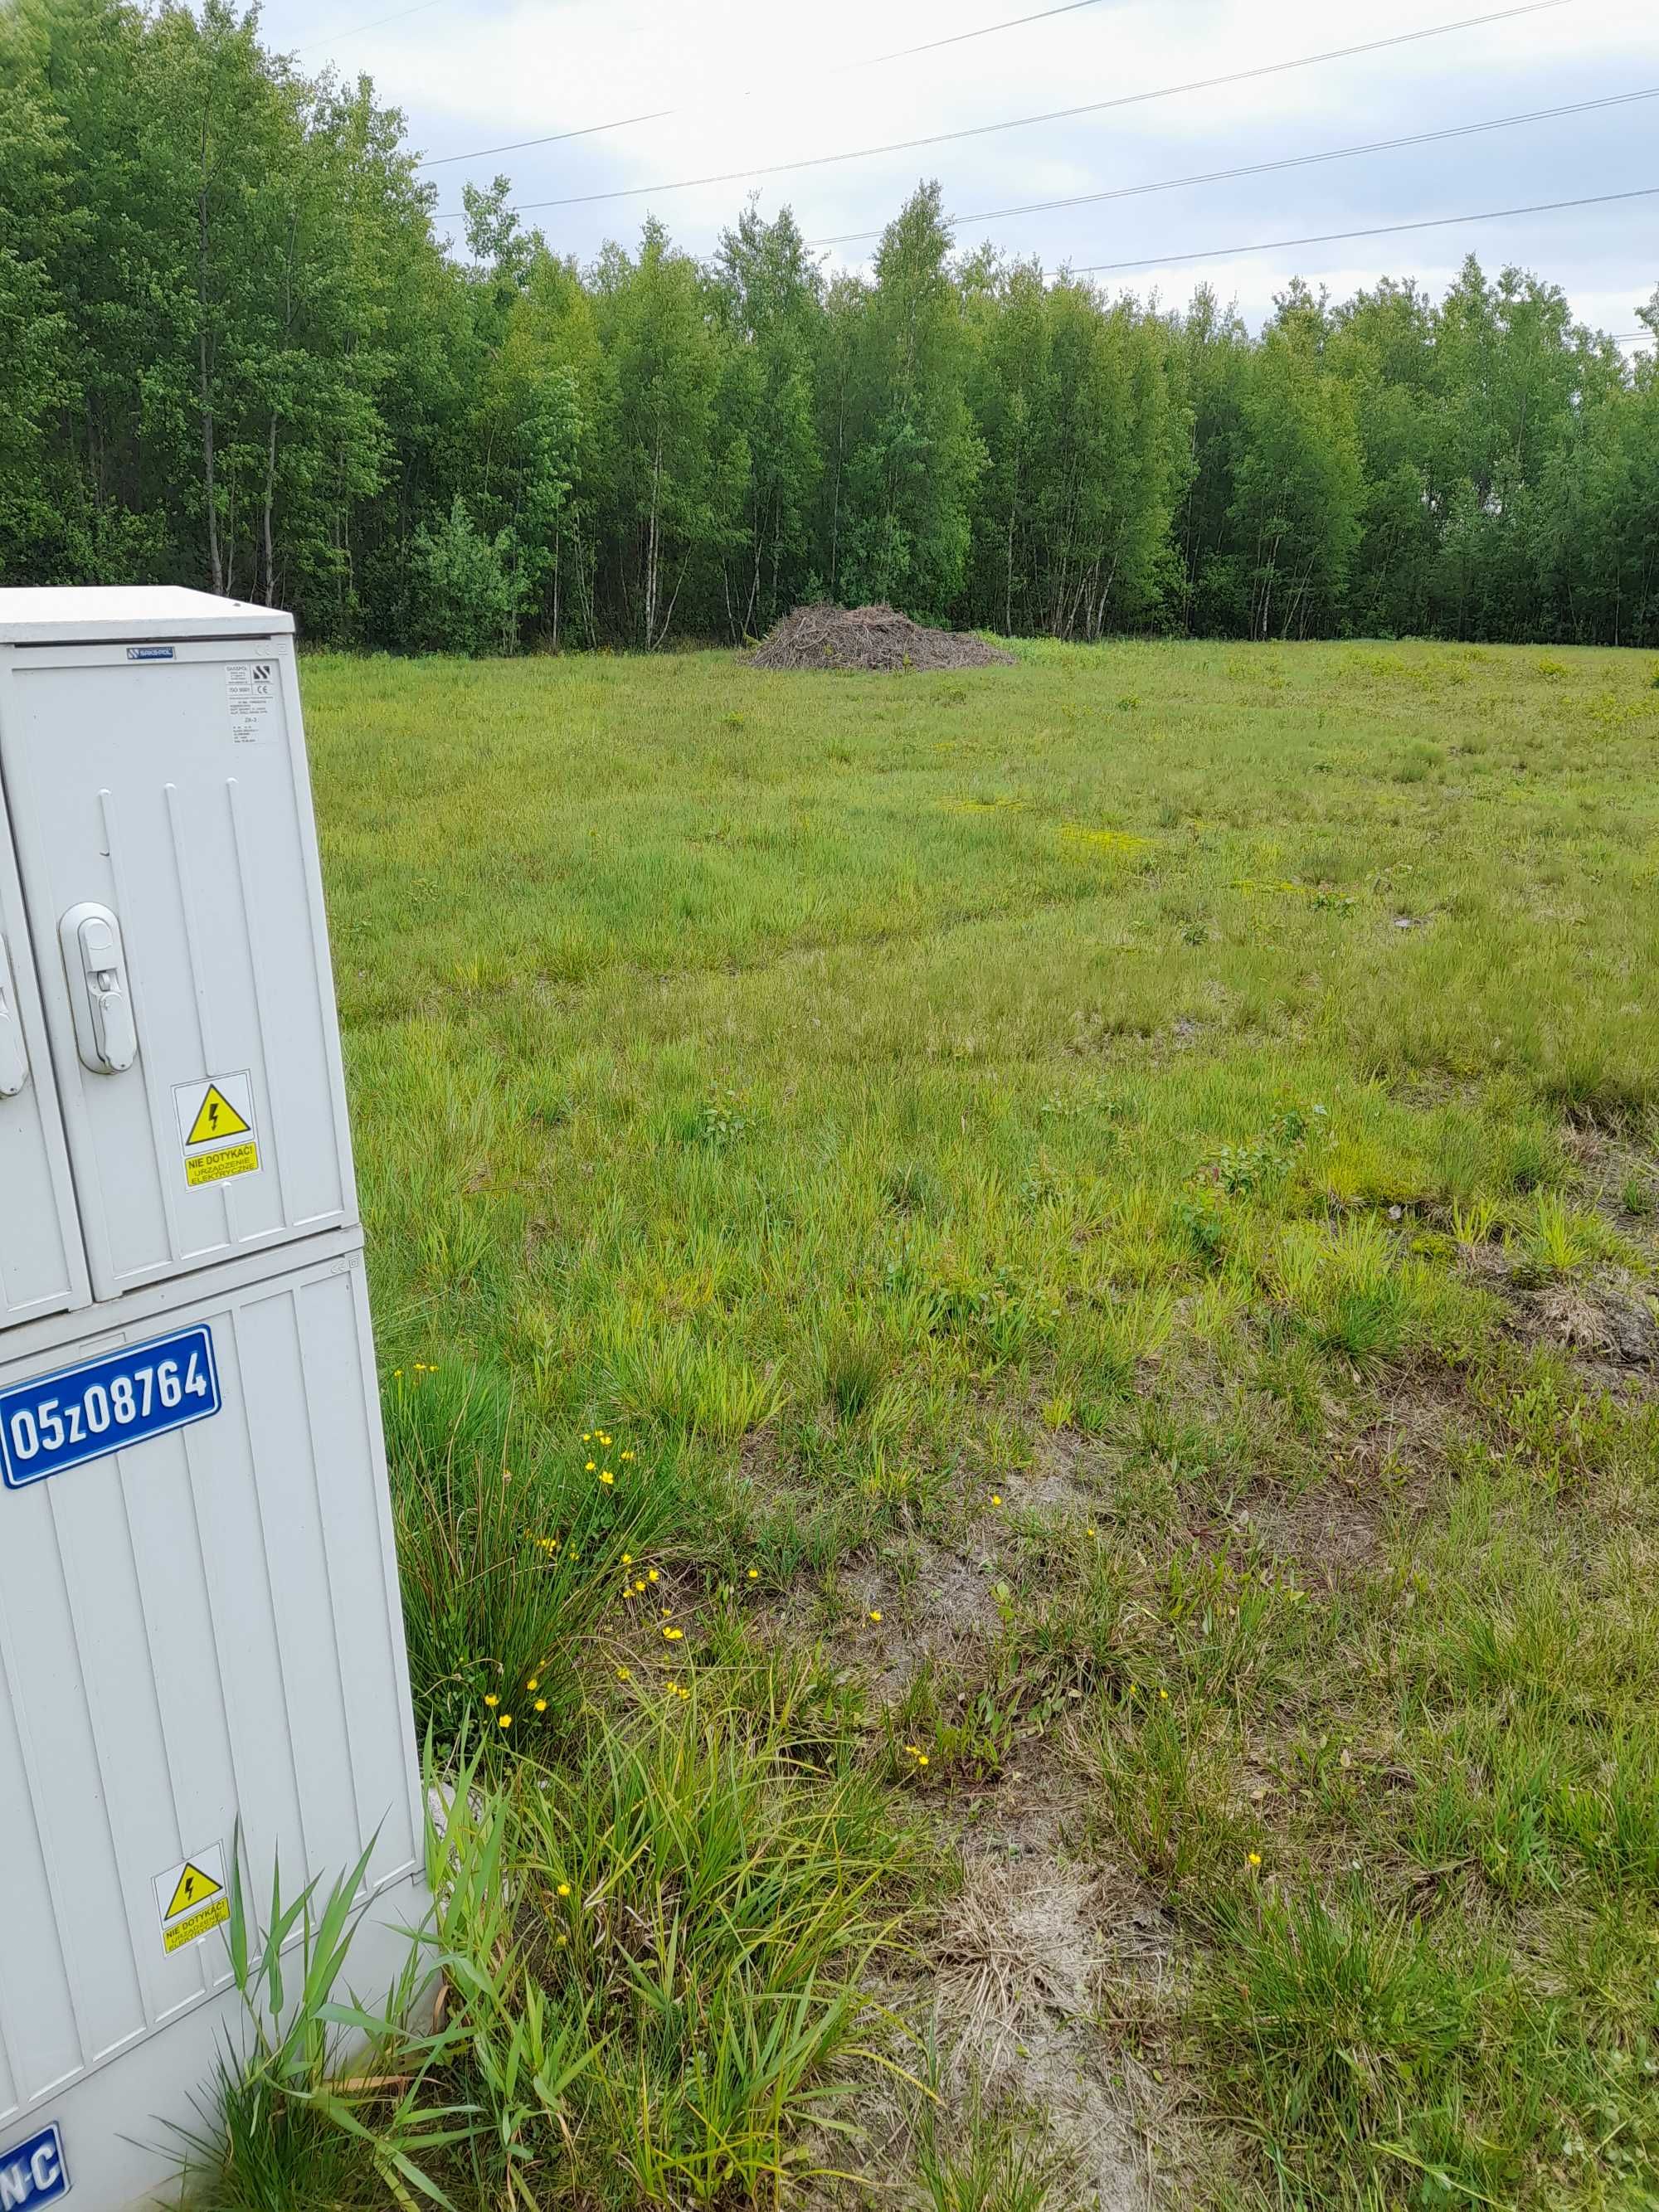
<box><xmin>0</xmin><ymin>589</ymin><xmax>426</xmax><ymax>2210</ymax></box>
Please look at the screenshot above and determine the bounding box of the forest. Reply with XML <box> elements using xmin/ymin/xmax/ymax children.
<box><xmin>2</xmin><ymin>0</ymin><xmax>1657</xmax><ymax>652</ymax></box>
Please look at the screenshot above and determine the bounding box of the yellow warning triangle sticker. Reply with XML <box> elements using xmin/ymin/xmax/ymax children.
<box><xmin>184</xmin><ymin>1085</ymin><xmax>252</xmax><ymax>1147</ymax></box>
<box><xmin>163</xmin><ymin>1861</ymin><xmax>224</xmax><ymax>1921</ymax></box>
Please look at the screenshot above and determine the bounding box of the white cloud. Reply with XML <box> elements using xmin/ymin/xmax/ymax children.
<box><xmin>266</xmin><ymin>0</ymin><xmax>1659</xmax><ymax>332</ymax></box>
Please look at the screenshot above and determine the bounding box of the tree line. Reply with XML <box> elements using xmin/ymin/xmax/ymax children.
<box><xmin>4</xmin><ymin>0</ymin><xmax>1657</xmax><ymax>652</ymax></box>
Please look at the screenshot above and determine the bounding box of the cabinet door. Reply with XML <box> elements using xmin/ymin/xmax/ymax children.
<box><xmin>0</xmin><ymin>785</ymin><xmax>90</xmax><ymax>1328</ymax></box>
<box><xmin>0</xmin><ymin>639</ymin><xmax>358</xmax><ymax>1301</ymax></box>
<box><xmin>0</xmin><ymin>1252</ymin><xmax>421</xmax><ymax>2130</ymax></box>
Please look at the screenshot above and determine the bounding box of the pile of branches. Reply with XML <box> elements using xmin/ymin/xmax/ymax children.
<box><xmin>750</xmin><ymin>602</ymin><xmax>1015</xmax><ymax>673</ymax></box>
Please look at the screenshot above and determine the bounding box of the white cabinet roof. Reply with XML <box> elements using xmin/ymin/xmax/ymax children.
<box><xmin>0</xmin><ymin>588</ymin><xmax>294</xmax><ymax>643</ymax></box>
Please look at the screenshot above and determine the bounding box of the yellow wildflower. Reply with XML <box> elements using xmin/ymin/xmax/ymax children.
<box><xmin>484</xmin><ymin>1694</ymin><xmax>499</xmax><ymax>1708</ymax></box>
<box><xmin>557</xmin><ymin>1882</ymin><xmax>572</xmax><ymax>1898</ymax></box>
<box><xmin>1248</xmin><ymin>1851</ymin><xmax>1262</xmax><ymax>1869</ymax></box>
<box><xmin>498</xmin><ymin>1714</ymin><xmax>513</xmax><ymax>1729</ymax></box>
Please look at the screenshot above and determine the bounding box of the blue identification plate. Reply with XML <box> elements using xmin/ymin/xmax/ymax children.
<box><xmin>0</xmin><ymin>2122</ymin><xmax>70</xmax><ymax>2205</ymax></box>
<box><xmin>1</xmin><ymin>1326</ymin><xmax>220</xmax><ymax>1491</ymax></box>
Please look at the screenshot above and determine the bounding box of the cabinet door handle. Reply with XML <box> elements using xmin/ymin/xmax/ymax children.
<box><xmin>60</xmin><ymin>902</ymin><xmax>139</xmax><ymax>1075</ymax></box>
<box><xmin>0</xmin><ymin>933</ymin><xmax>30</xmax><ymax>1097</ymax></box>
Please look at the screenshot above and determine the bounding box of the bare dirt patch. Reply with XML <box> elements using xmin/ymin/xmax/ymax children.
<box><xmin>1244</xmin><ymin>1479</ymin><xmax>1385</xmax><ymax>1587</ymax></box>
<box><xmin>1240</xmin><ymin>1373</ymin><xmax>1462</xmax><ymax>1586</ymax></box>
<box><xmin>1460</xmin><ymin>1242</ymin><xmax>1659</xmax><ymax>1371</ymax></box>
<box><xmin>750</xmin><ymin>601</ymin><xmax>1016</xmax><ymax>673</ymax></box>
<box><xmin>1025</xmin><ymin>1425</ymin><xmax>1117</xmax><ymax>1516</ymax></box>
<box><xmin>922</xmin><ymin>1758</ymin><xmax>1170</xmax><ymax>2211</ymax></box>
<box><xmin>1532</xmin><ymin>1271</ymin><xmax>1659</xmax><ymax>1367</ymax></box>
<box><xmin>935</xmin><ymin>1852</ymin><xmax>1148</xmax><ymax>2208</ymax></box>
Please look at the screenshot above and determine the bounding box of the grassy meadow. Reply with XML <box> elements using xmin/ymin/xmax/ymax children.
<box><xmin>186</xmin><ymin>638</ymin><xmax>1659</xmax><ymax>2210</ymax></box>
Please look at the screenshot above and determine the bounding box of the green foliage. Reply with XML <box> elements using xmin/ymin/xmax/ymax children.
<box><xmin>173</xmin><ymin>1836</ymin><xmax>467</xmax><ymax>2210</ymax></box>
<box><xmin>409</xmin><ymin>494</ymin><xmax>523</xmax><ymax>656</ymax></box>
<box><xmin>386</xmin><ymin>1365</ymin><xmax>679</xmax><ymax>1747</ymax></box>
<box><xmin>832</xmin><ymin>183</ymin><xmax>985</xmax><ymax>620</ymax></box>
<box><xmin>1194</xmin><ymin>1889</ymin><xmax>1489</xmax><ymax>2180</ymax></box>
<box><xmin>426</xmin><ymin>1689</ymin><xmax>916</xmax><ymax>2205</ymax></box>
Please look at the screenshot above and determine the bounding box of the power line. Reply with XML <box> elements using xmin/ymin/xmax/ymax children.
<box><xmin>431</xmin><ymin>0</ymin><xmax>1573</xmax><ymax>216</ymax></box>
<box><xmin>1068</xmin><ymin>184</ymin><xmax>1659</xmax><ymax>276</ymax></box>
<box><xmin>417</xmin><ymin>0</ymin><xmax>1116</xmax><ymax>171</ymax></box>
<box><xmin>809</xmin><ymin>85</ymin><xmax>1659</xmax><ymax>249</ymax></box>
<box><xmin>859</xmin><ymin>0</ymin><xmax>1112</xmax><ymax>68</ymax></box>
<box><xmin>298</xmin><ymin>0</ymin><xmax>448</xmax><ymax>53</ymax></box>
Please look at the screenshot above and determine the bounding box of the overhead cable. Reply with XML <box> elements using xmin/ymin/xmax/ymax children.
<box><xmin>431</xmin><ymin>0</ymin><xmax>1574</xmax><ymax>212</ymax></box>
<box><xmin>299</xmin><ymin>0</ymin><xmax>448</xmax><ymax>53</ymax></box>
<box><xmin>808</xmin><ymin>85</ymin><xmax>1659</xmax><ymax>248</ymax></box>
<box><xmin>1068</xmin><ymin>184</ymin><xmax>1659</xmax><ymax>276</ymax></box>
<box><xmin>417</xmin><ymin>0</ymin><xmax>1116</xmax><ymax>169</ymax></box>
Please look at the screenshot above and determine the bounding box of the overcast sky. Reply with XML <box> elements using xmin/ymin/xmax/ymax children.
<box><xmin>258</xmin><ymin>0</ymin><xmax>1658</xmax><ymax>346</ymax></box>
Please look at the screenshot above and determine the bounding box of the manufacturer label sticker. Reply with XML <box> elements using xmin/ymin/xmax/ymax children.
<box><xmin>0</xmin><ymin>2122</ymin><xmax>70</xmax><ymax>2206</ymax></box>
<box><xmin>226</xmin><ymin>660</ymin><xmax>275</xmax><ymax>741</ymax></box>
<box><xmin>128</xmin><ymin>644</ymin><xmax>174</xmax><ymax>662</ymax></box>
<box><xmin>154</xmin><ymin>1843</ymin><xmax>231</xmax><ymax>1957</ymax></box>
<box><xmin>173</xmin><ymin>1072</ymin><xmax>260</xmax><ymax>1190</ymax></box>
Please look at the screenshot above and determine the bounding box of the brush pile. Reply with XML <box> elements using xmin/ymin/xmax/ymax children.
<box><xmin>750</xmin><ymin>602</ymin><xmax>1015</xmax><ymax>673</ymax></box>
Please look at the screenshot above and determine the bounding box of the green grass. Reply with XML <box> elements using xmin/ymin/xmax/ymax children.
<box><xmin>182</xmin><ymin>637</ymin><xmax>1659</xmax><ymax>2209</ymax></box>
